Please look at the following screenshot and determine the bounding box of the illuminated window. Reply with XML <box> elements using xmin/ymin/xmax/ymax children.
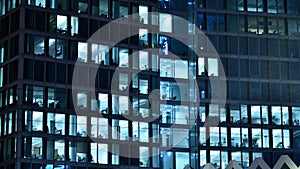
<box><xmin>0</xmin><ymin>67</ymin><xmax>3</xmax><ymax>87</ymax></box>
<box><xmin>47</xmin><ymin>113</ymin><xmax>65</xmax><ymax>135</ymax></box>
<box><xmin>139</xmin><ymin>29</ymin><xmax>148</xmax><ymax>47</ymax></box>
<box><xmin>112</xmin><ymin>95</ymin><xmax>128</xmax><ymax>115</ymax></box>
<box><xmin>139</xmin><ymin>6</ymin><xmax>148</xmax><ymax>24</ymax></box>
<box><xmin>159</xmin><ymin>13</ymin><xmax>172</xmax><ymax>33</ymax></box>
<box><xmin>91</xmin><ymin>117</ymin><xmax>108</xmax><ymax>139</ymax></box>
<box><xmin>139</xmin><ymin>51</ymin><xmax>148</xmax><ymax>70</ymax></box>
<box><xmin>78</xmin><ymin>42</ymin><xmax>87</xmax><ymax>62</ymax></box>
<box><xmin>112</xmin><ymin>119</ymin><xmax>128</xmax><ymax>140</ymax></box>
<box><xmin>25</xmin><ymin>111</ymin><xmax>43</xmax><ymax>132</ymax></box>
<box><xmin>71</xmin><ymin>16</ymin><xmax>78</xmax><ymax>36</ymax></box>
<box><xmin>76</xmin><ymin>92</ymin><xmax>87</xmax><ymax>110</ymax></box>
<box><xmin>208</xmin><ymin>58</ymin><xmax>218</xmax><ymax>76</ymax></box>
<box><xmin>91</xmin><ymin>44</ymin><xmax>109</xmax><ymax>65</ymax></box>
<box><xmin>56</xmin><ymin>15</ymin><xmax>67</xmax><ymax>34</ymax></box>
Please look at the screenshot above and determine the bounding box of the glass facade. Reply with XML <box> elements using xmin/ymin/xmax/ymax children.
<box><xmin>1</xmin><ymin>0</ymin><xmax>300</xmax><ymax>169</ymax></box>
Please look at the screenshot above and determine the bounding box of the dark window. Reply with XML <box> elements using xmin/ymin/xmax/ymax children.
<box><xmin>36</xmin><ymin>11</ymin><xmax>45</xmax><ymax>31</ymax></box>
<box><xmin>289</xmin><ymin>40</ymin><xmax>299</xmax><ymax>58</ymax></box>
<box><xmin>230</xmin><ymin>81</ymin><xmax>240</xmax><ymax>100</ymax></box>
<box><xmin>207</xmin><ymin>13</ymin><xmax>217</xmax><ymax>31</ymax></box>
<box><xmin>198</xmin><ymin>0</ymin><xmax>205</xmax><ymax>8</ymax></box>
<box><xmin>171</xmin><ymin>0</ymin><xmax>187</xmax><ymax>11</ymax></box>
<box><xmin>218</xmin><ymin>35</ymin><xmax>227</xmax><ymax>54</ymax></box>
<box><xmin>280</xmin><ymin>62</ymin><xmax>289</xmax><ymax>80</ymax></box>
<box><xmin>218</xmin><ymin>0</ymin><xmax>225</xmax><ymax>9</ymax></box>
<box><xmin>270</xmin><ymin>61</ymin><xmax>279</xmax><ymax>79</ymax></box>
<box><xmin>250</xmin><ymin>82</ymin><xmax>260</xmax><ymax>101</ymax></box>
<box><xmin>220</xmin><ymin>58</ymin><xmax>228</xmax><ymax>76</ymax></box>
<box><xmin>98</xmin><ymin>68</ymin><xmax>108</xmax><ymax>89</ymax></box>
<box><xmin>239</xmin><ymin>37</ymin><xmax>248</xmax><ymax>55</ymax></box>
<box><xmin>281</xmin><ymin>84</ymin><xmax>290</xmax><ymax>102</ymax></box>
<box><xmin>280</xmin><ymin>40</ymin><xmax>288</xmax><ymax>57</ymax></box>
<box><xmin>78</xmin><ymin>17</ymin><xmax>88</xmax><ymax>38</ymax></box>
<box><xmin>57</xmin><ymin>63</ymin><xmax>66</xmax><ymax>84</ymax></box>
<box><xmin>261</xmin><ymin>83</ymin><xmax>270</xmax><ymax>101</ymax></box>
<box><xmin>218</xmin><ymin>14</ymin><xmax>225</xmax><ymax>31</ymax></box>
<box><xmin>292</xmin><ymin>84</ymin><xmax>300</xmax><ymax>102</ymax></box>
<box><xmin>287</xmin><ymin>0</ymin><xmax>298</xmax><ymax>14</ymax></box>
<box><xmin>34</xmin><ymin>60</ymin><xmax>44</xmax><ymax>81</ymax></box>
<box><xmin>24</xmin><ymin>59</ymin><xmax>33</xmax><ymax>80</ymax></box>
<box><xmin>68</xmin><ymin>64</ymin><xmax>74</xmax><ymax>85</ymax></box>
<box><xmin>240</xmin><ymin>81</ymin><xmax>249</xmax><ymax>100</ymax></box>
<box><xmin>268</xmin><ymin>39</ymin><xmax>278</xmax><ymax>57</ymax></box>
<box><xmin>240</xmin><ymin>59</ymin><xmax>248</xmax><ymax>77</ymax></box>
<box><xmin>206</xmin><ymin>0</ymin><xmax>216</xmax><ymax>9</ymax></box>
<box><xmin>46</xmin><ymin>62</ymin><xmax>55</xmax><ymax>82</ymax></box>
<box><xmin>259</xmin><ymin>38</ymin><xmax>268</xmax><ymax>56</ymax></box>
<box><xmin>239</xmin><ymin>15</ymin><xmax>246</xmax><ymax>32</ymax></box>
<box><xmin>229</xmin><ymin>58</ymin><xmax>239</xmax><ymax>77</ymax></box>
<box><xmin>25</xmin><ymin>9</ymin><xmax>34</xmax><ymax>29</ymax></box>
<box><xmin>9</xmin><ymin>60</ymin><xmax>18</xmax><ymax>83</ymax></box>
<box><xmin>227</xmin><ymin>14</ymin><xmax>237</xmax><ymax>32</ymax></box>
<box><xmin>69</xmin><ymin>41</ymin><xmax>78</xmax><ymax>60</ymax></box>
<box><xmin>291</xmin><ymin>62</ymin><xmax>300</xmax><ymax>80</ymax></box>
<box><xmin>228</xmin><ymin>36</ymin><xmax>238</xmax><ymax>54</ymax></box>
<box><xmin>248</xmin><ymin>37</ymin><xmax>258</xmax><ymax>55</ymax></box>
<box><xmin>270</xmin><ymin>83</ymin><xmax>281</xmax><ymax>101</ymax></box>
<box><xmin>11</xmin><ymin>11</ymin><xmax>20</xmax><ymax>33</ymax></box>
<box><xmin>226</xmin><ymin>0</ymin><xmax>237</xmax><ymax>10</ymax></box>
<box><xmin>90</xmin><ymin>19</ymin><xmax>98</xmax><ymax>36</ymax></box>
<box><xmin>260</xmin><ymin>60</ymin><xmax>269</xmax><ymax>79</ymax></box>
<box><xmin>250</xmin><ymin>59</ymin><xmax>259</xmax><ymax>78</ymax></box>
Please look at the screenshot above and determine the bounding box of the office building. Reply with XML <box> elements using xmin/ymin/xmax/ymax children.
<box><xmin>0</xmin><ymin>0</ymin><xmax>300</xmax><ymax>169</ymax></box>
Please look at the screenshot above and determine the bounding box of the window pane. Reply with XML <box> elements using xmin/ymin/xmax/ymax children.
<box><xmin>139</xmin><ymin>6</ymin><xmax>148</xmax><ymax>24</ymax></box>
<box><xmin>159</xmin><ymin>14</ymin><xmax>172</xmax><ymax>33</ymax></box>
<box><xmin>208</xmin><ymin>58</ymin><xmax>218</xmax><ymax>76</ymax></box>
